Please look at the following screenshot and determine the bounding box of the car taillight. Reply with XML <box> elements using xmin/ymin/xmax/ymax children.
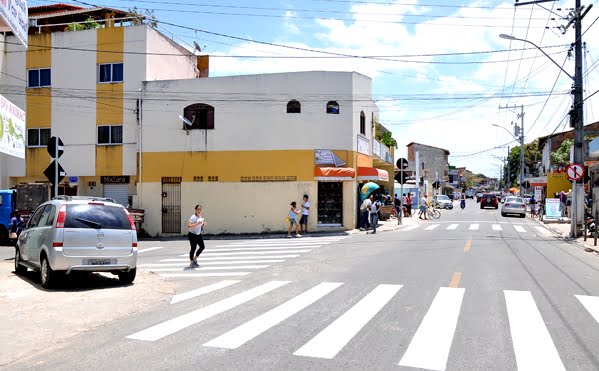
<box><xmin>124</xmin><ymin>208</ymin><xmax>136</xmax><ymax>231</ymax></box>
<box><xmin>52</xmin><ymin>242</ymin><xmax>63</xmax><ymax>248</ymax></box>
<box><xmin>505</xmin><ymin>204</ymin><xmax>510</xmax><ymax>207</ymax></box>
<box><xmin>132</xmin><ymin>242</ymin><xmax>138</xmax><ymax>248</ymax></box>
<box><xmin>55</xmin><ymin>205</ymin><xmax>66</xmax><ymax>228</ymax></box>
<box><xmin>521</xmin><ymin>205</ymin><xmax>526</xmax><ymax>208</ymax></box>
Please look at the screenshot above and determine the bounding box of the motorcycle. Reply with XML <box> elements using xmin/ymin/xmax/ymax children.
<box><xmin>460</xmin><ymin>199</ymin><xmax>466</xmax><ymax>210</ymax></box>
<box><xmin>585</xmin><ymin>211</ymin><xmax>596</xmax><ymax>234</ymax></box>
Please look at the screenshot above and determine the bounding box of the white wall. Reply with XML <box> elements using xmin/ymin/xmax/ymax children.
<box><xmin>145</xmin><ymin>27</ymin><xmax>197</xmax><ymax>81</ymax></box>
<box><xmin>141</xmin><ymin>71</ymin><xmax>374</xmax><ymax>153</ymax></box>
<box><xmin>51</xmin><ymin>29</ymin><xmax>98</xmax><ymax>176</ymax></box>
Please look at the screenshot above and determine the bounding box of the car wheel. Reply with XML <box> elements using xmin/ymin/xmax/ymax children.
<box><xmin>40</xmin><ymin>254</ymin><xmax>58</xmax><ymax>289</ymax></box>
<box><xmin>480</xmin><ymin>205</ymin><xmax>484</xmax><ymax>209</ymax></box>
<box><xmin>495</xmin><ymin>206</ymin><xmax>499</xmax><ymax>209</ymax></box>
<box><xmin>118</xmin><ymin>268</ymin><xmax>136</xmax><ymax>285</ymax></box>
<box><xmin>14</xmin><ymin>248</ymin><xmax>27</xmax><ymax>275</ymax></box>
<box><xmin>521</xmin><ymin>214</ymin><xmax>526</xmax><ymax>218</ymax></box>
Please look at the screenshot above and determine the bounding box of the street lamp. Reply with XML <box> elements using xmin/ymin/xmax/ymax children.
<box><xmin>492</xmin><ymin>123</ymin><xmax>524</xmax><ymax>195</ymax></box>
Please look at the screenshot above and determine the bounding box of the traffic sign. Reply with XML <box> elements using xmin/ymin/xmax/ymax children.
<box><xmin>43</xmin><ymin>160</ymin><xmax>66</xmax><ymax>186</ymax></box>
<box><xmin>396</xmin><ymin>158</ymin><xmax>408</xmax><ymax>170</ymax></box>
<box><xmin>394</xmin><ymin>171</ymin><xmax>408</xmax><ymax>185</ymax></box>
<box><xmin>432</xmin><ymin>181</ymin><xmax>441</xmax><ymax>189</ymax></box>
<box><xmin>567</xmin><ymin>164</ymin><xmax>584</xmax><ymax>181</ymax></box>
<box><xmin>521</xmin><ymin>180</ymin><xmax>530</xmax><ymax>189</ymax></box>
<box><xmin>47</xmin><ymin>137</ymin><xmax>64</xmax><ymax>159</ymax></box>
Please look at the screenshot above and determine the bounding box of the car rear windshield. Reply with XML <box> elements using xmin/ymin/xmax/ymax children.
<box><xmin>484</xmin><ymin>194</ymin><xmax>496</xmax><ymax>198</ymax></box>
<box><xmin>506</xmin><ymin>198</ymin><xmax>523</xmax><ymax>203</ymax></box>
<box><xmin>64</xmin><ymin>204</ymin><xmax>130</xmax><ymax>230</ymax></box>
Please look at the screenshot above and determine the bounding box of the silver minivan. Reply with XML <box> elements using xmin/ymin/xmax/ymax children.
<box><xmin>14</xmin><ymin>196</ymin><xmax>138</xmax><ymax>288</ymax></box>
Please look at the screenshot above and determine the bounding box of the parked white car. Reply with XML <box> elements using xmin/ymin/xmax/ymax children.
<box><xmin>501</xmin><ymin>197</ymin><xmax>527</xmax><ymax>218</ymax></box>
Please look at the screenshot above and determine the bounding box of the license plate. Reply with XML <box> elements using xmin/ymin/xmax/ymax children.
<box><xmin>87</xmin><ymin>259</ymin><xmax>112</xmax><ymax>266</ymax></box>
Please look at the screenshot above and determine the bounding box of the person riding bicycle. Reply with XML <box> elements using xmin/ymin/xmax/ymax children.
<box><xmin>418</xmin><ymin>194</ymin><xmax>429</xmax><ymax>220</ymax></box>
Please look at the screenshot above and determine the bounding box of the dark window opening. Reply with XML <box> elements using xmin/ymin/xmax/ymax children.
<box><xmin>27</xmin><ymin>128</ymin><xmax>51</xmax><ymax>147</ymax></box>
<box><xmin>318</xmin><ymin>182</ymin><xmax>343</xmax><ymax>225</ymax></box>
<box><xmin>360</xmin><ymin>111</ymin><xmax>366</xmax><ymax>135</ymax></box>
<box><xmin>27</xmin><ymin>68</ymin><xmax>51</xmax><ymax>88</ymax></box>
<box><xmin>183</xmin><ymin>103</ymin><xmax>215</xmax><ymax>130</ymax></box>
<box><xmin>326</xmin><ymin>101</ymin><xmax>339</xmax><ymax>114</ymax></box>
<box><xmin>287</xmin><ymin>100</ymin><xmax>301</xmax><ymax>113</ymax></box>
<box><xmin>98</xmin><ymin>63</ymin><xmax>124</xmax><ymax>83</ymax></box>
<box><xmin>98</xmin><ymin>125</ymin><xmax>123</xmax><ymax>145</ymax></box>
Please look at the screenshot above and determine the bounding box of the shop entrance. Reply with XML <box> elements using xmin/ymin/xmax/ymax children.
<box><xmin>161</xmin><ymin>177</ymin><xmax>181</xmax><ymax>234</ymax></box>
<box><xmin>318</xmin><ymin>182</ymin><xmax>343</xmax><ymax>225</ymax></box>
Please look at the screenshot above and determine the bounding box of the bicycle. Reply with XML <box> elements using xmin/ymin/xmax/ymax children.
<box><xmin>426</xmin><ymin>206</ymin><xmax>441</xmax><ymax>219</ymax></box>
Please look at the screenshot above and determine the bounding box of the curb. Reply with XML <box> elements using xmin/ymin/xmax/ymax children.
<box><xmin>533</xmin><ymin>217</ymin><xmax>599</xmax><ymax>254</ymax></box>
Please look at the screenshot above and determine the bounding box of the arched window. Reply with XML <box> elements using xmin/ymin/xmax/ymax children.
<box><xmin>183</xmin><ymin>103</ymin><xmax>215</xmax><ymax>130</ymax></box>
<box><xmin>360</xmin><ymin>111</ymin><xmax>366</xmax><ymax>135</ymax></box>
<box><xmin>326</xmin><ymin>101</ymin><xmax>339</xmax><ymax>114</ymax></box>
<box><xmin>287</xmin><ymin>99</ymin><xmax>301</xmax><ymax>113</ymax></box>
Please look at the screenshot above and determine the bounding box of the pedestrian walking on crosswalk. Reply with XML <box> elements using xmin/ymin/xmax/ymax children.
<box><xmin>188</xmin><ymin>204</ymin><xmax>207</xmax><ymax>268</ymax></box>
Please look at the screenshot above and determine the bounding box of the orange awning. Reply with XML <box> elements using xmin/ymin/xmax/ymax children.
<box><xmin>314</xmin><ymin>167</ymin><xmax>355</xmax><ymax>181</ymax></box>
<box><xmin>357</xmin><ymin>167</ymin><xmax>389</xmax><ymax>182</ymax></box>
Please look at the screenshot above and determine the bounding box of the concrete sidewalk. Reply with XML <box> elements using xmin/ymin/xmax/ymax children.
<box><xmin>534</xmin><ymin>216</ymin><xmax>599</xmax><ymax>254</ymax></box>
<box><xmin>349</xmin><ymin>213</ymin><xmax>420</xmax><ymax>235</ymax></box>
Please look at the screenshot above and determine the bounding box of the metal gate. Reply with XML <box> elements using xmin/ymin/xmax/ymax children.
<box><xmin>161</xmin><ymin>177</ymin><xmax>181</xmax><ymax>234</ymax></box>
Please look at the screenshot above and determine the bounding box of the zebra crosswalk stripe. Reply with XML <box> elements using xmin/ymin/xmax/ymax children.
<box><xmin>148</xmin><ymin>265</ymin><xmax>270</xmax><ymax>272</ymax></box>
<box><xmin>447</xmin><ymin>224</ymin><xmax>459</xmax><ymax>230</ymax></box>
<box><xmin>398</xmin><ymin>287</ymin><xmax>465</xmax><ymax>371</ymax></box>
<box><xmin>127</xmin><ymin>281</ymin><xmax>290</xmax><ymax>341</ymax></box>
<box><xmin>294</xmin><ymin>284</ymin><xmax>402</xmax><ymax>359</ymax></box>
<box><xmin>492</xmin><ymin>224</ymin><xmax>502</xmax><ymax>231</ymax></box>
<box><xmin>575</xmin><ymin>295</ymin><xmax>599</xmax><ymax>324</ymax></box>
<box><xmin>514</xmin><ymin>225</ymin><xmax>527</xmax><ymax>233</ymax></box>
<box><xmin>171</xmin><ymin>280</ymin><xmax>240</xmax><ymax>304</ymax></box>
<box><xmin>207</xmin><ymin>246</ymin><xmax>322</xmax><ymax>252</ymax></box>
<box><xmin>469</xmin><ymin>224</ymin><xmax>479</xmax><ymax>230</ymax></box>
<box><xmin>425</xmin><ymin>224</ymin><xmax>440</xmax><ymax>231</ymax></box>
<box><xmin>204</xmin><ymin>282</ymin><xmax>343</xmax><ymax>349</ymax></box>
<box><xmin>504</xmin><ymin>290</ymin><xmax>566</xmax><ymax>371</ymax></box>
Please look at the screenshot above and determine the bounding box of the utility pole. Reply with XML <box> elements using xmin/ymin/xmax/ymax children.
<box><xmin>499</xmin><ymin>105</ymin><xmax>524</xmax><ymax>195</ymax></box>
<box><xmin>506</xmin><ymin>145</ymin><xmax>510</xmax><ymax>190</ymax></box>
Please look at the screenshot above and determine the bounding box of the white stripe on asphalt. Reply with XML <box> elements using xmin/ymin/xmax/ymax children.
<box><xmin>398</xmin><ymin>287</ymin><xmax>465</xmax><ymax>371</ymax></box>
<box><xmin>228</xmin><ymin>238</ymin><xmax>345</xmax><ymax>245</ymax></box>
<box><xmin>202</xmin><ymin>250</ymin><xmax>311</xmax><ymax>256</ymax></box>
<box><xmin>424</xmin><ymin>224</ymin><xmax>440</xmax><ymax>231</ymax></box>
<box><xmin>403</xmin><ymin>225</ymin><xmax>420</xmax><ymax>231</ymax></box>
<box><xmin>148</xmin><ymin>265</ymin><xmax>270</xmax><ymax>272</ymax></box>
<box><xmin>575</xmin><ymin>295</ymin><xmax>599</xmax><ymax>324</ymax></box>
<box><xmin>492</xmin><ymin>224</ymin><xmax>502</xmax><ymax>231</ymax></box>
<box><xmin>504</xmin><ymin>290</ymin><xmax>566</xmax><ymax>371</ymax></box>
<box><xmin>469</xmin><ymin>224</ymin><xmax>479</xmax><ymax>230</ymax></box>
<box><xmin>294</xmin><ymin>284</ymin><xmax>401</xmax><ymax>359</ymax></box>
<box><xmin>142</xmin><ymin>260</ymin><xmax>286</xmax><ymax>267</ymax></box>
<box><xmin>126</xmin><ymin>281</ymin><xmax>290</xmax><ymax>341</ymax></box>
<box><xmin>535</xmin><ymin>226</ymin><xmax>552</xmax><ymax>236</ymax></box>
<box><xmin>171</xmin><ymin>280</ymin><xmax>240</xmax><ymax>305</ymax></box>
<box><xmin>167</xmin><ymin>255</ymin><xmax>300</xmax><ymax>261</ymax></box>
<box><xmin>514</xmin><ymin>225</ymin><xmax>527</xmax><ymax>233</ymax></box>
<box><xmin>137</xmin><ymin>247</ymin><xmax>164</xmax><ymax>253</ymax></box>
<box><xmin>204</xmin><ymin>282</ymin><xmax>343</xmax><ymax>349</ymax></box>
<box><xmin>208</xmin><ymin>246</ymin><xmax>322</xmax><ymax>252</ymax></box>
<box><xmin>447</xmin><ymin>224</ymin><xmax>459</xmax><ymax>230</ymax></box>
<box><xmin>223</xmin><ymin>242</ymin><xmax>327</xmax><ymax>247</ymax></box>
<box><xmin>159</xmin><ymin>272</ymin><xmax>252</xmax><ymax>278</ymax></box>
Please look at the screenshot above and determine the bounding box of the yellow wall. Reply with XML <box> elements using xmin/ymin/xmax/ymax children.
<box><xmin>96</xmin><ymin>27</ymin><xmax>124</xmax><ymax>175</ymax></box>
<box><xmin>25</xmin><ymin>34</ymin><xmax>52</xmax><ymax>177</ymax></box>
<box><xmin>356</xmin><ymin>153</ymin><xmax>372</xmax><ymax>168</ymax></box>
<box><xmin>547</xmin><ymin>172</ymin><xmax>572</xmax><ymax>197</ymax></box>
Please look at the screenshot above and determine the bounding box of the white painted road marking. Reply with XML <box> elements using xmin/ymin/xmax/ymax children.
<box><xmin>514</xmin><ymin>225</ymin><xmax>527</xmax><ymax>233</ymax></box>
<box><xmin>126</xmin><ymin>281</ymin><xmax>290</xmax><ymax>341</ymax></box>
<box><xmin>137</xmin><ymin>247</ymin><xmax>164</xmax><ymax>254</ymax></box>
<box><xmin>402</xmin><ymin>225</ymin><xmax>420</xmax><ymax>231</ymax></box>
<box><xmin>221</xmin><ymin>242</ymin><xmax>326</xmax><ymax>247</ymax></box>
<box><xmin>204</xmin><ymin>282</ymin><xmax>343</xmax><ymax>349</ymax></box>
<box><xmin>447</xmin><ymin>224</ymin><xmax>459</xmax><ymax>230</ymax></box>
<box><xmin>147</xmin><ymin>265</ymin><xmax>270</xmax><ymax>272</ymax></box>
<box><xmin>159</xmin><ymin>272</ymin><xmax>252</xmax><ymax>278</ymax></box>
<box><xmin>469</xmin><ymin>224</ymin><xmax>479</xmax><ymax>230</ymax></box>
<box><xmin>535</xmin><ymin>226</ymin><xmax>552</xmax><ymax>236</ymax></box>
<box><xmin>504</xmin><ymin>290</ymin><xmax>566</xmax><ymax>371</ymax></box>
<box><xmin>575</xmin><ymin>295</ymin><xmax>599</xmax><ymax>324</ymax></box>
<box><xmin>142</xmin><ymin>260</ymin><xmax>286</xmax><ymax>267</ymax></box>
<box><xmin>170</xmin><ymin>280</ymin><xmax>240</xmax><ymax>305</ymax></box>
<box><xmin>294</xmin><ymin>284</ymin><xmax>401</xmax><ymax>359</ymax></box>
<box><xmin>170</xmin><ymin>255</ymin><xmax>300</xmax><ymax>261</ymax></box>
<box><xmin>492</xmin><ymin>224</ymin><xmax>502</xmax><ymax>231</ymax></box>
<box><xmin>398</xmin><ymin>287</ymin><xmax>465</xmax><ymax>371</ymax></box>
<box><xmin>425</xmin><ymin>224</ymin><xmax>440</xmax><ymax>231</ymax></box>
<box><xmin>208</xmin><ymin>246</ymin><xmax>321</xmax><ymax>252</ymax></box>
<box><xmin>201</xmin><ymin>250</ymin><xmax>311</xmax><ymax>256</ymax></box>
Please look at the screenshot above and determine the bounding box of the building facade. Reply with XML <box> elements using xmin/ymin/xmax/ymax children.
<box><xmin>137</xmin><ymin>71</ymin><xmax>392</xmax><ymax>235</ymax></box>
<box><xmin>4</xmin><ymin>4</ymin><xmax>198</xmax><ymax>204</ymax></box>
<box><xmin>406</xmin><ymin>142</ymin><xmax>450</xmax><ymax>196</ymax></box>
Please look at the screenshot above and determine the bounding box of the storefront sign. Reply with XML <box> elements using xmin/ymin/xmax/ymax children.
<box><xmin>101</xmin><ymin>176</ymin><xmax>130</xmax><ymax>184</ymax></box>
<box><xmin>545</xmin><ymin>198</ymin><xmax>561</xmax><ymax>218</ymax></box>
<box><xmin>534</xmin><ymin>186</ymin><xmax>543</xmax><ymax>201</ymax></box>
<box><xmin>315</xmin><ymin>150</ymin><xmax>335</xmax><ymax>165</ymax></box>
<box><xmin>0</xmin><ymin>94</ymin><xmax>25</xmax><ymax>159</ymax></box>
<box><xmin>0</xmin><ymin>0</ymin><xmax>28</xmax><ymax>48</ymax></box>
<box><xmin>357</xmin><ymin>135</ymin><xmax>370</xmax><ymax>155</ymax></box>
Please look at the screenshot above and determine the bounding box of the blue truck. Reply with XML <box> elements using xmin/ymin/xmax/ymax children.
<box><xmin>0</xmin><ymin>183</ymin><xmax>51</xmax><ymax>245</ymax></box>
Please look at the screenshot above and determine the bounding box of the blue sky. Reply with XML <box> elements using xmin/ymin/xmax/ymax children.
<box><xmin>31</xmin><ymin>0</ymin><xmax>599</xmax><ymax>177</ymax></box>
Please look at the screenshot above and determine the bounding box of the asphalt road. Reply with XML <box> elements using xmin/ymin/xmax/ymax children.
<box><xmin>8</xmin><ymin>200</ymin><xmax>599</xmax><ymax>371</ymax></box>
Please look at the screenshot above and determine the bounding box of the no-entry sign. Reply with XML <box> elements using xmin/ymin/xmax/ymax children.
<box><xmin>567</xmin><ymin>164</ymin><xmax>584</xmax><ymax>181</ymax></box>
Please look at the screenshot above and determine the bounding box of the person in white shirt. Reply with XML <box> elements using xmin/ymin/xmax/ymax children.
<box><xmin>187</xmin><ymin>204</ymin><xmax>207</xmax><ymax>268</ymax></box>
<box><xmin>418</xmin><ymin>194</ymin><xmax>429</xmax><ymax>220</ymax></box>
<box><xmin>300</xmin><ymin>194</ymin><xmax>310</xmax><ymax>234</ymax></box>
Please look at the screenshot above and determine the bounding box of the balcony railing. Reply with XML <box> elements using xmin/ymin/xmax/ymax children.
<box><xmin>373</xmin><ymin>139</ymin><xmax>393</xmax><ymax>164</ymax></box>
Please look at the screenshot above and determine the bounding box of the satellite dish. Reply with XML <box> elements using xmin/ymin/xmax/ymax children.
<box><xmin>193</xmin><ymin>41</ymin><xmax>202</xmax><ymax>54</ymax></box>
<box><xmin>179</xmin><ymin>115</ymin><xmax>193</xmax><ymax>127</ymax></box>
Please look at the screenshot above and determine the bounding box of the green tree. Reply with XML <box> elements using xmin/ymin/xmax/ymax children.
<box><xmin>374</xmin><ymin>121</ymin><xmax>398</xmax><ymax>149</ymax></box>
<box><xmin>550</xmin><ymin>139</ymin><xmax>572</xmax><ymax>166</ymax></box>
<box><xmin>128</xmin><ymin>7</ymin><xmax>158</xmax><ymax>28</ymax></box>
<box><xmin>66</xmin><ymin>16</ymin><xmax>101</xmax><ymax>31</ymax></box>
<box><xmin>505</xmin><ymin>140</ymin><xmax>542</xmax><ymax>185</ymax></box>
